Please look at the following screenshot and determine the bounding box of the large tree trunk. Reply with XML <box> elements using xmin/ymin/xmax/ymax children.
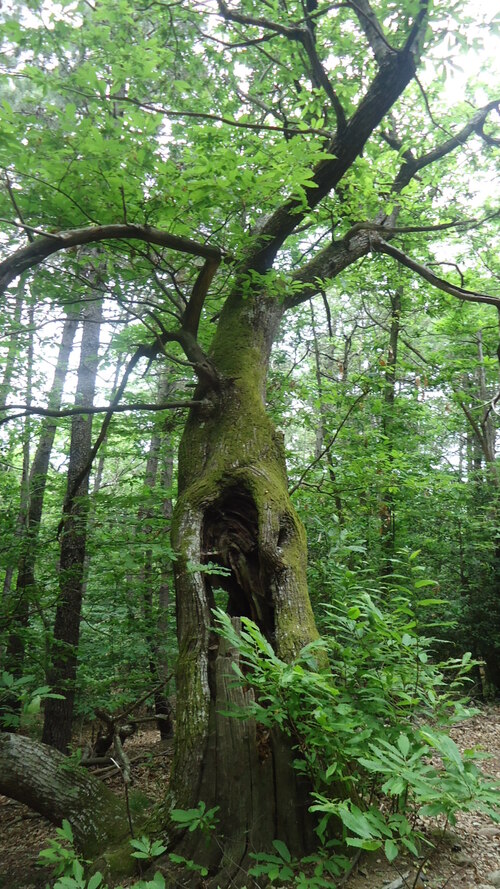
<box><xmin>0</xmin><ymin>732</ymin><xmax>144</xmax><ymax>859</ymax></box>
<box><xmin>168</xmin><ymin>291</ymin><xmax>320</xmax><ymax>885</ymax></box>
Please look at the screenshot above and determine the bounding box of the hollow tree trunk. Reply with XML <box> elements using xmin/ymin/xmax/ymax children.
<box><xmin>0</xmin><ymin>732</ymin><xmax>145</xmax><ymax>858</ymax></box>
<box><xmin>168</xmin><ymin>291</ymin><xmax>320</xmax><ymax>885</ymax></box>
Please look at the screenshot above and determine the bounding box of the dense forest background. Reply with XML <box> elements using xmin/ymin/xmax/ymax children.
<box><xmin>0</xmin><ymin>0</ymin><xmax>500</xmax><ymax>887</ymax></box>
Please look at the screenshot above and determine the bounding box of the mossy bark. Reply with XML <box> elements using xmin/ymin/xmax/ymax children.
<box><xmin>168</xmin><ymin>290</ymin><xmax>320</xmax><ymax>886</ymax></box>
<box><xmin>0</xmin><ymin>732</ymin><xmax>150</xmax><ymax>860</ymax></box>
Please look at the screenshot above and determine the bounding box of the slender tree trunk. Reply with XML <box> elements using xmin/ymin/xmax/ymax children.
<box><xmin>380</xmin><ymin>289</ymin><xmax>401</xmax><ymax>572</ymax></box>
<box><xmin>42</xmin><ymin>297</ymin><xmax>103</xmax><ymax>752</ymax></box>
<box><xmin>168</xmin><ymin>291</ymin><xmax>319</xmax><ymax>885</ymax></box>
<box><xmin>139</xmin><ymin>368</ymin><xmax>174</xmax><ymax>740</ymax></box>
<box><xmin>476</xmin><ymin>329</ymin><xmax>498</xmax><ymax>484</ymax></box>
<box><xmin>310</xmin><ymin>301</ymin><xmax>344</xmax><ymax>526</ymax></box>
<box><xmin>156</xmin><ymin>412</ymin><xmax>175</xmax><ymax>731</ymax></box>
<box><xmin>3</xmin><ymin>310</ymin><xmax>79</xmax><ymax>709</ymax></box>
<box><xmin>2</xmin><ymin>299</ymin><xmax>34</xmax><ymax>600</ymax></box>
<box><xmin>0</xmin><ymin>280</ymin><xmax>23</xmax><ymax>410</ymax></box>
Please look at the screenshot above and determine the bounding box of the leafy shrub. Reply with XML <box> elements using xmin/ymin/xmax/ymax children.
<box><xmin>215</xmin><ymin>553</ymin><xmax>499</xmax><ymax>873</ymax></box>
<box><xmin>0</xmin><ymin>670</ymin><xmax>63</xmax><ymax>730</ymax></box>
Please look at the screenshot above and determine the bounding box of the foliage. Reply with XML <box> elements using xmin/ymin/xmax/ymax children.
<box><xmin>249</xmin><ymin>838</ymin><xmax>348</xmax><ymax>889</ymax></box>
<box><xmin>0</xmin><ymin>671</ymin><xmax>63</xmax><ymax>730</ymax></box>
<box><xmin>39</xmin><ymin>822</ymin><xmax>166</xmax><ymax>889</ymax></box>
<box><xmin>170</xmin><ymin>800</ymin><xmax>220</xmax><ymax>836</ymax></box>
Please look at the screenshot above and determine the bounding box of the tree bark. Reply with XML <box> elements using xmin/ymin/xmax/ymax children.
<box><xmin>0</xmin><ymin>732</ymin><xmax>142</xmax><ymax>858</ymax></box>
<box><xmin>0</xmin><ymin>280</ymin><xmax>23</xmax><ymax>410</ymax></box>
<box><xmin>168</xmin><ymin>291</ymin><xmax>320</xmax><ymax>885</ymax></box>
<box><xmin>42</xmin><ymin>296</ymin><xmax>103</xmax><ymax>752</ymax></box>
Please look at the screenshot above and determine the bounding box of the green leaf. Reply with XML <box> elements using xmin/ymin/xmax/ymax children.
<box><xmin>420</xmin><ymin>729</ymin><xmax>464</xmax><ymax>772</ymax></box>
<box><xmin>384</xmin><ymin>839</ymin><xmax>399</xmax><ymax>862</ymax></box>
<box><xmin>346</xmin><ymin>838</ymin><xmax>382</xmax><ymax>850</ymax></box>
<box><xmin>272</xmin><ymin>839</ymin><xmax>291</xmax><ymax>862</ymax></box>
<box><xmin>397</xmin><ymin>734</ymin><xmax>410</xmax><ymax>757</ymax></box>
<box><xmin>58</xmin><ymin>820</ymin><xmax>74</xmax><ymax>843</ymax></box>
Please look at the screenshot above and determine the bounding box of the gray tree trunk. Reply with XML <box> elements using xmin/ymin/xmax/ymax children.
<box><xmin>0</xmin><ymin>732</ymin><xmax>139</xmax><ymax>858</ymax></box>
<box><xmin>42</xmin><ymin>295</ymin><xmax>103</xmax><ymax>752</ymax></box>
<box><xmin>139</xmin><ymin>367</ymin><xmax>175</xmax><ymax>739</ymax></box>
<box><xmin>3</xmin><ymin>310</ymin><xmax>79</xmax><ymax>708</ymax></box>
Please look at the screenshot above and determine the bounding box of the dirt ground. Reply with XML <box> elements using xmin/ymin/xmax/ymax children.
<box><xmin>1</xmin><ymin>706</ymin><xmax>499</xmax><ymax>889</ymax></box>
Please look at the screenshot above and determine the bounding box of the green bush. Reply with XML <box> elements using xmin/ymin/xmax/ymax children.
<box><xmin>215</xmin><ymin>554</ymin><xmax>499</xmax><ymax>875</ymax></box>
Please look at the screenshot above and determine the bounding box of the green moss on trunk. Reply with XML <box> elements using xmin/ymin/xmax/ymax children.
<box><xmin>168</xmin><ymin>290</ymin><xmax>321</xmax><ymax>881</ymax></box>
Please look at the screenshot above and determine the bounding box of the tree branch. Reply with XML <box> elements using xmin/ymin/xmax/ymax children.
<box><xmin>301</xmin><ymin>28</ymin><xmax>347</xmax><ymax>132</ymax></box>
<box><xmin>250</xmin><ymin>47</ymin><xmax>419</xmax><ymax>270</ymax></box>
<box><xmin>216</xmin><ymin>0</ymin><xmax>303</xmax><ymax>39</ymax></box>
<box><xmin>343</xmin><ymin>217</ymin><xmax>475</xmax><ymax>243</ymax></box>
<box><xmin>181</xmin><ymin>257</ymin><xmax>221</xmax><ymax>338</ymax></box>
<box><xmin>3</xmin><ymin>176</ymin><xmax>34</xmax><ymax>244</ymax></box>
<box><xmin>289</xmin><ymin>391</ymin><xmax>367</xmax><ymax>494</ymax></box>
<box><xmin>286</xmin><ymin>229</ymin><xmax>374</xmax><ymax>307</ymax></box>
<box><xmin>345</xmin><ymin>0</ymin><xmax>395</xmax><ymax>63</ymax></box>
<box><xmin>0</xmin><ymin>224</ymin><xmax>229</xmax><ymax>294</ymax></box>
<box><xmin>64</xmin><ymin>89</ymin><xmax>332</xmax><ymax>137</ymax></box>
<box><xmin>393</xmin><ymin>99</ymin><xmax>500</xmax><ymax>192</ymax></box>
<box><xmin>0</xmin><ymin>400</ymin><xmax>204</xmax><ymax>425</ymax></box>
<box><xmin>373</xmin><ymin>237</ymin><xmax>500</xmax><ymax>308</ymax></box>
<box><xmin>217</xmin><ymin>0</ymin><xmax>346</xmax><ymax>132</ymax></box>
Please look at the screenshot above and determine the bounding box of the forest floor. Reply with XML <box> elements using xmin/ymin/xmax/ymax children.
<box><xmin>1</xmin><ymin>705</ymin><xmax>499</xmax><ymax>889</ymax></box>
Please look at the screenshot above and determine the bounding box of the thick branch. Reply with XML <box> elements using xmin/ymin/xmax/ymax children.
<box><xmin>286</xmin><ymin>228</ymin><xmax>374</xmax><ymax>307</ymax></box>
<box><xmin>0</xmin><ymin>224</ymin><xmax>227</xmax><ymax>294</ymax></box>
<box><xmin>347</xmin><ymin>0</ymin><xmax>394</xmax><ymax>63</ymax></box>
<box><xmin>250</xmin><ymin>41</ymin><xmax>421</xmax><ymax>270</ymax></box>
<box><xmin>216</xmin><ymin>0</ymin><xmax>303</xmax><ymax>39</ymax></box>
<box><xmin>182</xmin><ymin>257</ymin><xmax>221</xmax><ymax>337</ymax></box>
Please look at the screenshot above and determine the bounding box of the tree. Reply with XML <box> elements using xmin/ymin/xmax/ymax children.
<box><xmin>1</xmin><ymin>0</ymin><xmax>500</xmax><ymax>884</ymax></box>
<box><xmin>42</xmin><ymin>283</ymin><xmax>103</xmax><ymax>752</ymax></box>
<box><xmin>2</xmin><ymin>306</ymin><xmax>79</xmax><ymax>722</ymax></box>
